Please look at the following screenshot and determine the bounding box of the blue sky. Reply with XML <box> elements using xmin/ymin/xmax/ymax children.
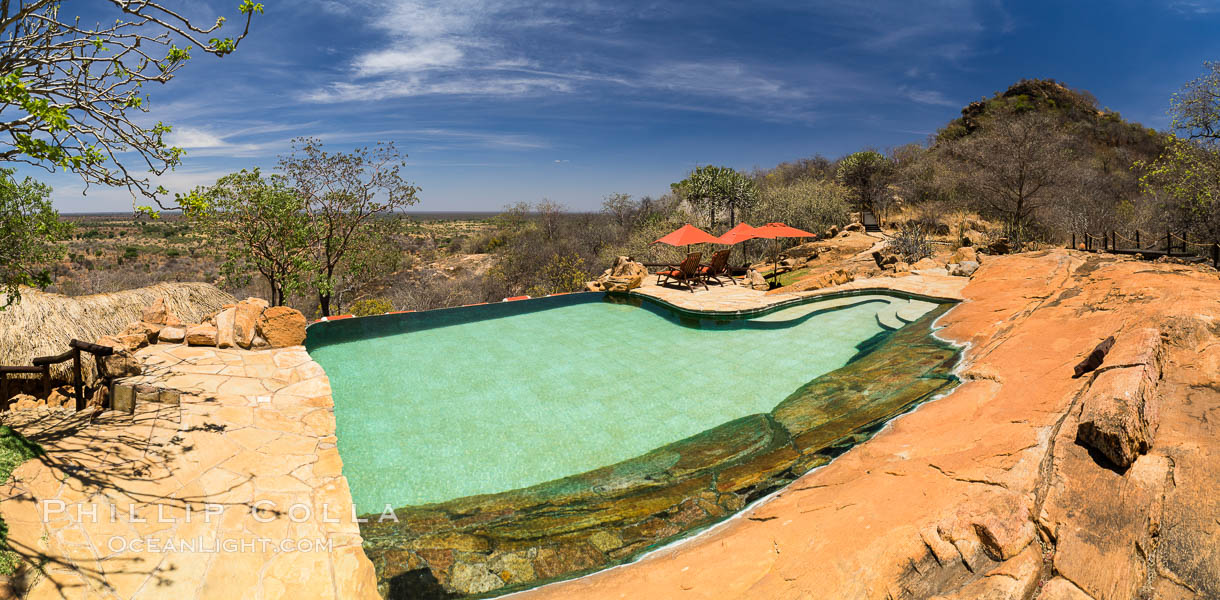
<box><xmin>36</xmin><ymin>0</ymin><xmax>1220</xmax><ymax>212</ymax></box>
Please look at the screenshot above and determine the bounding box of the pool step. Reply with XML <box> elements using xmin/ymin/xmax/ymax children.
<box><xmin>875</xmin><ymin>303</ymin><xmax>905</xmax><ymax>330</ymax></box>
<box><xmin>896</xmin><ymin>300</ymin><xmax>940</xmax><ymax>324</ymax></box>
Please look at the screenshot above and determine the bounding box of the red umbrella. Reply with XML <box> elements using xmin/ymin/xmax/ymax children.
<box><xmin>654</xmin><ymin>223</ymin><xmax>721</xmax><ymax>256</ymax></box>
<box><xmin>716</xmin><ymin>222</ymin><xmax>758</xmax><ymax>244</ymax></box>
<box><xmin>751</xmin><ymin>223</ymin><xmax>817</xmax><ymax>286</ymax></box>
<box><xmin>655</xmin><ymin>224</ymin><xmax>721</xmax><ymax>246</ymax></box>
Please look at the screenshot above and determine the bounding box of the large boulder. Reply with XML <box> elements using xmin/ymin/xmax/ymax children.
<box><xmin>233</xmin><ymin>297</ymin><xmax>268</xmax><ymax>349</ymax></box>
<box><xmin>585</xmin><ymin>280</ymin><xmax>605</xmax><ymax>292</ymax></box>
<box><xmin>950</xmin><ymin>246</ymin><xmax>978</xmax><ymax>264</ymax></box>
<box><xmin>774</xmin><ymin>268</ymin><xmax>854</xmax><ymax>294</ymax></box>
<box><xmin>608</xmin><ymin>256</ymin><xmax>648</xmax><ymax>279</ymax></box>
<box><xmin>912</xmin><ymin>257</ymin><xmax>939</xmax><ymax>270</ymax></box>
<box><xmin>845</xmin><ymin>222</ymin><xmax>864</xmax><ymax>232</ymax></box>
<box><xmin>603</xmin><ymin>274</ymin><xmax>645</xmax><ymax>293</ymax></box>
<box><xmin>185</xmin><ymin>324</ymin><xmax>218</xmax><ymax>347</ymax></box>
<box><xmin>215</xmin><ymin>307</ymin><xmax>236</xmax><ymax>349</ymax></box>
<box><xmin>141</xmin><ymin>297</ymin><xmax>171</xmax><ymax>325</ymax></box>
<box><xmin>257</xmin><ymin>306</ymin><xmax>307</xmax><ymax>348</ymax></box>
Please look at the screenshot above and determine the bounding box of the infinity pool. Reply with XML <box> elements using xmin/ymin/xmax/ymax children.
<box><xmin>307</xmin><ymin>293</ymin><xmax>937</xmax><ymax>513</ymax></box>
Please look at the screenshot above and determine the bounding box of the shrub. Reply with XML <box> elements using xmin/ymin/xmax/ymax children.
<box><xmin>123</xmin><ymin>246</ymin><xmax>139</xmax><ymax>260</ymax></box>
<box><xmin>350</xmin><ymin>297</ymin><xmax>393</xmax><ymax>317</ymax></box>
<box><xmin>889</xmin><ymin>223</ymin><xmax>933</xmax><ymax>262</ymax></box>
<box><xmin>749</xmin><ymin>179</ymin><xmax>852</xmax><ymax>237</ymax></box>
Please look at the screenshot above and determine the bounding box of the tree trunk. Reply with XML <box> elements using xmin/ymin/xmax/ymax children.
<box><xmin>319</xmin><ymin>292</ymin><xmax>331</xmax><ymax>317</ymax></box>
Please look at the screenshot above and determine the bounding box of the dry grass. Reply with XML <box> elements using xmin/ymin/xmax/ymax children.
<box><xmin>0</xmin><ymin>282</ymin><xmax>233</xmax><ymax>383</ymax></box>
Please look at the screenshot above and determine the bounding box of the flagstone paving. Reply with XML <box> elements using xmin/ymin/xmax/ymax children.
<box><xmin>0</xmin><ymin>344</ymin><xmax>379</xmax><ymax>600</ymax></box>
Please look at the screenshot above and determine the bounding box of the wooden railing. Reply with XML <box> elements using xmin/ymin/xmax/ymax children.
<box><xmin>1</xmin><ymin>339</ymin><xmax>114</xmax><ymax>411</ymax></box>
<box><xmin>1072</xmin><ymin>230</ymin><xmax>1220</xmax><ymax>269</ymax></box>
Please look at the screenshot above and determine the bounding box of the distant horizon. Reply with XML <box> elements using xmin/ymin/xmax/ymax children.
<box><xmin>21</xmin><ymin>2</ymin><xmax>1220</xmax><ymax>213</ymax></box>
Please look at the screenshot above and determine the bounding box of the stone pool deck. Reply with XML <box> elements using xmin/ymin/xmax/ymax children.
<box><xmin>631</xmin><ymin>269</ymin><xmax>966</xmax><ymax>314</ymax></box>
<box><xmin>0</xmin><ymin>344</ymin><xmax>379</xmax><ymax>599</ymax></box>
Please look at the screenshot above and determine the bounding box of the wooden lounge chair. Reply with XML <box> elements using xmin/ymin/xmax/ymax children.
<box><xmin>656</xmin><ymin>252</ymin><xmax>708</xmax><ymax>292</ymax></box>
<box><xmin>698</xmin><ymin>249</ymin><xmax>734</xmax><ymax>286</ymax></box>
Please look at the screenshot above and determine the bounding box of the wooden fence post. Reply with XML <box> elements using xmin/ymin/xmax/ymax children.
<box><xmin>72</xmin><ymin>348</ymin><xmax>83</xmax><ymax>411</ymax></box>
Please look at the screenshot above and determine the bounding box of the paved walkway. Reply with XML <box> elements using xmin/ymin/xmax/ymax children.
<box><xmin>633</xmin><ymin>270</ymin><xmax>966</xmax><ymax>314</ymax></box>
<box><xmin>0</xmin><ymin>344</ymin><xmax>379</xmax><ymax>600</ymax></box>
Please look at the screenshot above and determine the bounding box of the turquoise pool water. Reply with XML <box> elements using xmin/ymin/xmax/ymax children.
<box><xmin>307</xmin><ymin>293</ymin><xmax>935</xmax><ymax>512</ymax></box>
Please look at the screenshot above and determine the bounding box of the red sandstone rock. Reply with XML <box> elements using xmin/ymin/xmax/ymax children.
<box><xmin>256</xmin><ymin>306</ymin><xmax>307</xmax><ymax>348</ymax></box>
<box><xmin>1075</xmin><ymin>364</ymin><xmax>1158</xmax><ymax>469</ymax></box>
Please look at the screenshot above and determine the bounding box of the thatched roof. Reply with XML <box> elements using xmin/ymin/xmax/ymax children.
<box><xmin>0</xmin><ymin>282</ymin><xmax>234</xmax><ymax>383</ymax></box>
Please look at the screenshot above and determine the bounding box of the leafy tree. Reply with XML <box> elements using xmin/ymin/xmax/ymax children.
<box><xmin>1171</xmin><ymin>61</ymin><xmax>1220</xmax><ymax>147</ymax></box>
<box><xmin>748</xmin><ymin>178</ymin><xmax>851</xmax><ymax>238</ymax></box>
<box><xmin>325</xmin><ymin>216</ymin><xmax>403</xmax><ymax>314</ymax></box>
<box><xmin>278</xmin><ymin>138</ymin><xmax>420</xmax><ymax>317</ymax></box>
<box><xmin>601</xmin><ymin>193</ymin><xmax>637</xmax><ymax>230</ymax></box>
<box><xmin>671</xmin><ymin>165</ymin><xmax>756</xmax><ymax>228</ymax></box>
<box><xmin>0</xmin><ymin>169</ymin><xmax>69</xmax><ymax>307</ymax></box>
<box><xmin>183</xmin><ymin>169</ymin><xmax>313</xmax><ymax>307</ymax></box>
<box><xmin>1137</xmin><ymin>136</ymin><xmax>1220</xmax><ymax>244</ymax></box>
<box><xmin>0</xmin><ymin>1</ymin><xmax>263</xmax><ymax>208</ymax></box>
<box><xmin>941</xmin><ymin>112</ymin><xmax>1076</xmax><ymax>241</ymax></box>
<box><xmin>835</xmin><ymin>151</ymin><xmax>893</xmax><ymax>219</ymax></box>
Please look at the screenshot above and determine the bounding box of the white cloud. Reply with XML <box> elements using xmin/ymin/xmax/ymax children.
<box><xmin>899</xmin><ymin>86</ymin><xmax>958</xmax><ymax>107</ymax></box>
<box><xmin>164</xmin><ymin>127</ymin><xmax>228</xmax><ymax>148</ymax></box>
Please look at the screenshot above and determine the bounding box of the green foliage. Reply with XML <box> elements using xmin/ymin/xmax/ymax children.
<box><xmin>835</xmin><ymin>151</ymin><xmax>892</xmax><ymax>213</ymax></box>
<box><xmin>0</xmin><ymin>169</ymin><xmax>70</xmax><ymax>307</ymax></box>
<box><xmin>1137</xmin><ymin>135</ymin><xmax>1220</xmax><ymax>242</ymax></box>
<box><xmin>671</xmin><ymin>165</ymin><xmax>757</xmax><ymax>227</ymax></box>
<box><xmin>0</xmin><ymin>2</ymin><xmax>262</xmax><ymax>204</ymax></box>
<box><xmin>889</xmin><ymin>224</ymin><xmax>933</xmax><ymax>262</ymax></box>
<box><xmin>1170</xmin><ymin>61</ymin><xmax>1220</xmax><ymax>147</ymax></box>
<box><xmin>748</xmin><ymin>178</ymin><xmax>851</xmax><ymax>236</ymax></box>
<box><xmin>279</xmin><ymin>138</ymin><xmax>420</xmax><ymax>316</ymax></box>
<box><xmin>184</xmin><ymin>168</ymin><xmax>314</xmax><ymax>306</ymax></box>
<box><xmin>123</xmin><ymin>246</ymin><xmax>139</xmax><ymax>260</ymax></box>
<box><xmin>350</xmin><ymin>297</ymin><xmax>393</xmax><ymax>317</ymax></box>
<box><xmin>526</xmin><ymin>253</ymin><xmax>588</xmax><ymax>297</ymax></box>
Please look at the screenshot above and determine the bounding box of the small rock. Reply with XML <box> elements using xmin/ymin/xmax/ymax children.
<box><xmin>892</xmin><ymin>261</ymin><xmax>911</xmax><ymax>273</ymax></box>
<box><xmin>912</xmin><ymin>257</ymin><xmax>939</xmax><ymax>270</ymax></box>
<box><xmin>845</xmin><ymin>222</ymin><xmax>864</xmax><ymax>232</ymax></box>
<box><xmin>448</xmin><ymin>561</ymin><xmax>504</xmax><ymax>595</ymax></box>
<box><xmin>46</xmin><ymin>386</ymin><xmax>73</xmax><ymax>409</ymax></box>
<box><xmin>185</xmin><ymin>324</ymin><xmax>218</xmax><ymax>347</ymax></box>
<box><xmin>99</xmin><ymin>350</ymin><xmax>142</xmax><ymax>378</ymax></box>
<box><xmin>585</xmin><ymin>280</ymin><xmax>605</xmax><ymax>292</ymax></box>
<box><xmin>158</xmin><ymin>326</ymin><xmax>186</xmax><ymax>344</ymax></box>
<box><xmin>949</xmin><ymin>261</ymin><xmax>979</xmax><ymax>277</ymax></box>
<box><xmin>122</xmin><ymin>321</ymin><xmax>161</xmax><ymax>344</ymax></box>
<box><xmin>746</xmin><ymin>269</ymin><xmax>769</xmax><ymax>291</ymax></box>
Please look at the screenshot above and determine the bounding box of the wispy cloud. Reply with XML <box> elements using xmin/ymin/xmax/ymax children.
<box><xmin>1169</xmin><ymin>0</ymin><xmax>1220</xmax><ymax>13</ymax></box>
<box><xmin>899</xmin><ymin>86</ymin><xmax>959</xmax><ymax>107</ymax></box>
